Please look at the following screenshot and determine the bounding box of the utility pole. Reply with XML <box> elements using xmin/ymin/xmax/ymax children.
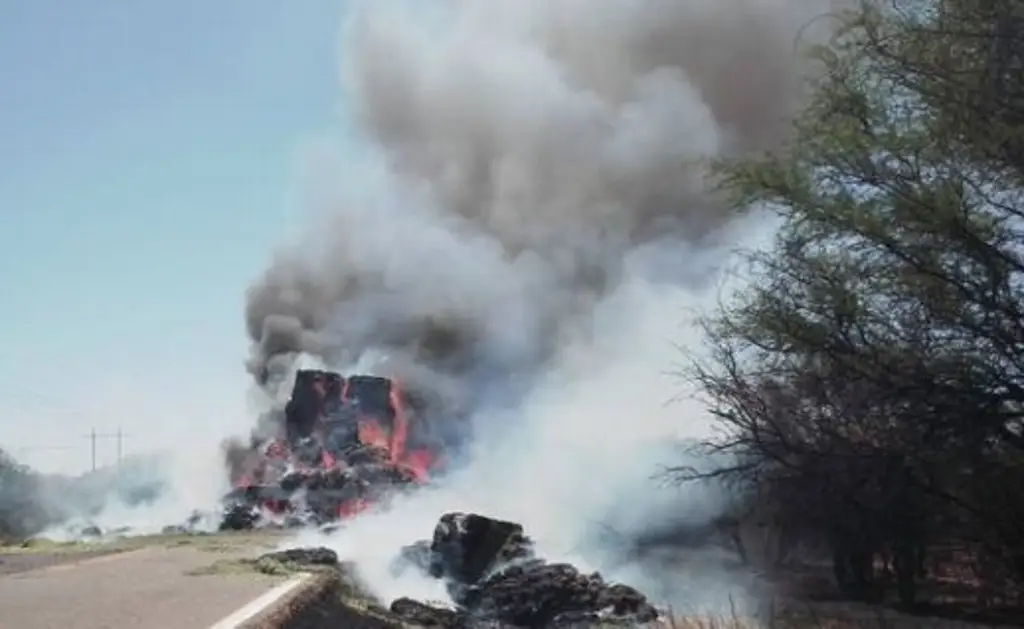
<box><xmin>90</xmin><ymin>428</ymin><xmax>96</xmax><ymax>471</ymax></box>
<box><xmin>83</xmin><ymin>427</ymin><xmax>129</xmax><ymax>472</ymax></box>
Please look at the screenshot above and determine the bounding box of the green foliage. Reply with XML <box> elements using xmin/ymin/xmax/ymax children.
<box><xmin>688</xmin><ymin>0</ymin><xmax>1024</xmax><ymax>602</ymax></box>
<box><xmin>0</xmin><ymin>449</ymin><xmax>49</xmax><ymax>541</ymax></box>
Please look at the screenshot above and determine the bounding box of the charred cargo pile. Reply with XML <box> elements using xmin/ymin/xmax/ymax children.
<box><xmin>220</xmin><ymin>370</ymin><xmax>442</xmax><ymax>530</ymax></box>
<box><xmin>390</xmin><ymin>512</ymin><xmax>659</xmax><ymax>628</ymax></box>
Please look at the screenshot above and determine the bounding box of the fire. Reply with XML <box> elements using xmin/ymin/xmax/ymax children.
<box><xmin>357</xmin><ymin>420</ymin><xmax>389</xmax><ymax>450</ymax></box>
<box><xmin>219</xmin><ymin>370</ymin><xmax>444</xmax><ymax>529</ymax></box>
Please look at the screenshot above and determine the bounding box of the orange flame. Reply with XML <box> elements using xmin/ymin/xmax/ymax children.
<box><xmin>399</xmin><ymin>448</ymin><xmax>435</xmax><ymax>482</ymax></box>
<box><xmin>337</xmin><ymin>498</ymin><xmax>370</xmax><ymax>519</ymax></box>
<box><xmin>357</xmin><ymin>420</ymin><xmax>389</xmax><ymax>449</ymax></box>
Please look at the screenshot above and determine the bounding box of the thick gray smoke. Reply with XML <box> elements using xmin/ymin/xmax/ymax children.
<box><xmin>249</xmin><ymin>0</ymin><xmax>841</xmax><ymax>613</ymax></box>
<box><xmin>246</xmin><ymin>0</ymin><xmax>833</xmax><ymax>404</ymax></box>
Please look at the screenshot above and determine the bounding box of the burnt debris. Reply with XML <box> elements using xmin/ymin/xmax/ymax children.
<box><xmin>218</xmin><ymin>370</ymin><xmax>440</xmax><ymax>530</ymax></box>
<box><xmin>390</xmin><ymin>512</ymin><xmax>659</xmax><ymax>628</ymax></box>
<box><xmin>251</xmin><ymin>513</ymin><xmax>658</xmax><ymax>628</ymax></box>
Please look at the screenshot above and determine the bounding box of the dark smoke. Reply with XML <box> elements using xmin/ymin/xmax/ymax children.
<box><xmin>244</xmin><ymin>0</ymin><xmax>838</xmax><ymax>426</ymax></box>
<box><xmin>241</xmin><ymin>2</ymin><xmax>855</xmax><ymax>612</ymax></box>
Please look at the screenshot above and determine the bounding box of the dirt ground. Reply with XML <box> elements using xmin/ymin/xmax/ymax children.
<box><xmin>750</xmin><ymin>558</ymin><xmax>1024</xmax><ymax>629</ymax></box>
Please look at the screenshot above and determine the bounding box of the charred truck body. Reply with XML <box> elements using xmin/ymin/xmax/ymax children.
<box><xmin>220</xmin><ymin>370</ymin><xmax>441</xmax><ymax>530</ymax></box>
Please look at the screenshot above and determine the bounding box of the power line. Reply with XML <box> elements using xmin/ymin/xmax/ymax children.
<box><xmin>82</xmin><ymin>427</ymin><xmax>131</xmax><ymax>471</ymax></box>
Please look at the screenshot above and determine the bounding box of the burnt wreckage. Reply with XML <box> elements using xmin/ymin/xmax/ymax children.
<box><xmin>217</xmin><ymin>375</ymin><xmax>660</xmax><ymax>626</ymax></box>
<box><xmin>244</xmin><ymin>514</ymin><xmax>659</xmax><ymax>628</ymax></box>
<box><xmin>390</xmin><ymin>512</ymin><xmax>659</xmax><ymax>628</ymax></box>
<box><xmin>220</xmin><ymin>370</ymin><xmax>442</xmax><ymax>529</ymax></box>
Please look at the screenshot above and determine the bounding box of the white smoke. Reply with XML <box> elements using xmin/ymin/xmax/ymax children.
<box><xmin>286</xmin><ymin>225</ymin><xmax>778</xmax><ymax>613</ymax></box>
<box><xmin>17</xmin><ymin>370</ymin><xmax>256</xmax><ymax>542</ymax></box>
<box><xmin>253</xmin><ymin>0</ymin><xmax>838</xmax><ymax>615</ymax></box>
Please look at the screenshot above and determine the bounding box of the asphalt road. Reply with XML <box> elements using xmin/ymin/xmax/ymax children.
<box><xmin>0</xmin><ymin>545</ymin><xmax>293</xmax><ymax>629</ymax></box>
<box><xmin>0</xmin><ymin>549</ymin><xmax>124</xmax><ymax>576</ymax></box>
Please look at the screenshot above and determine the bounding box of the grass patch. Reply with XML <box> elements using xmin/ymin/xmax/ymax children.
<box><xmin>144</xmin><ymin>530</ymin><xmax>285</xmax><ymax>553</ymax></box>
<box><xmin>187</xmin><ymin>555</ymin><xmax>341</xmax><ymax>578</ymax></box>
<box><xmin>0</xmin><ymin>529</ymin><xmax>286</xmax><ymax>557</ymax></box>
<box><xmin>1</xmin><ymin>537</ymin><xmax>111</xmax><ymax>555</ymax></box>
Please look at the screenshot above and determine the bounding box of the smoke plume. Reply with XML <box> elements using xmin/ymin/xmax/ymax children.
<box><xmin>247</xmin><ymin>0</ymin><xmax>839</xmax><ymax>612</ymax></box>
<box><xmin>246</xmin><ymin>0</ymin><xmax>831</xmax><ymax>398</ymax></box>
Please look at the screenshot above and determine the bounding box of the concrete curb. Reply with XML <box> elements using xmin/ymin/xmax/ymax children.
<box><xmin>227</xmin><ymin>572</ymin><xmax>337</xmax><ymax>629</ymax></box>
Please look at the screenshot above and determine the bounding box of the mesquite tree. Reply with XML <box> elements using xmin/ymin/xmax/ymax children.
<box><xmin>0</xmin><ymin>449</ymin><xmax>48</xmax><ymax>542</ymax></box>
<box><xmin>683</xmin><ymin>0</ymin><xmax>1024</xmax><ymax>604</ymax></box>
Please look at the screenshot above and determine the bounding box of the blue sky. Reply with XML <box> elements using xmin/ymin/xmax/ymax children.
<box><xmin>0</xmin><ymin>0</ymin><xmax>354</xmax><ymax>471</ymax></box>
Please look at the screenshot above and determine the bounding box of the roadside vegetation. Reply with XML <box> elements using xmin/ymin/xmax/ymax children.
<box><xmin>0</xmin><ymin>528</ymin><xmax>284</xmax><ymax>555</ymax></box>
<box><xmin>680</xmin><ymin>0</ymin><xmax>1024</xmax><ymax>624</ymax></box>
<box><xmin>0</xmin><ymin>448</ymin><xmax>51</xmax><ymax>543</ymax></box>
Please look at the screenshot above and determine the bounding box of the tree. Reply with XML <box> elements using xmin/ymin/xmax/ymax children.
<box><xmin>683</xmin><ymin>0</ymin><xmax>1024</xmax><ymax>605</ymax></box>
<box><xmin>0</xmin><ymin>448</ymin><xmax>47</xmax><ymax>542</ymax></box>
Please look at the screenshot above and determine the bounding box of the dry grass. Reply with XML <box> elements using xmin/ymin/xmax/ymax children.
<box><xmin>571</xmin><ymin>613</ymin><xmax>1011</xmax><ymax>629</ymax></box>
<box><xmin>0</xmin><ymin>529</ymin><xmax>287</xmax><ymax>556</ymax></box>
<box><xmin>145</xmin><ymin>529</ymin><xmax>286</xmax><ymax>553</ymax></box>
<box><xmin>187</xmin><ymin>555</ymin><xmax>340</xmax><ymax>578</ymax></box>
<box><xmin>644</xmin><ymin>605</ymin><xmax>1018</xmax><ymax>629</ymax></box>
<box><xmin>0</xmin><ymin>537</ymin><xmax>115</xmax><ymax>555</ymax></box>
<box><xmin>186</xmin><ymin>556</ymin><xmax>294</xmax><ymax>577</ymax></box>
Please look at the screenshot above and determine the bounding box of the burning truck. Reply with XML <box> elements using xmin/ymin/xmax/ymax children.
<box><xmin>219</xmin><ymin>370</ymin><xmax>444</xmax><ymax>530</ymax></box>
